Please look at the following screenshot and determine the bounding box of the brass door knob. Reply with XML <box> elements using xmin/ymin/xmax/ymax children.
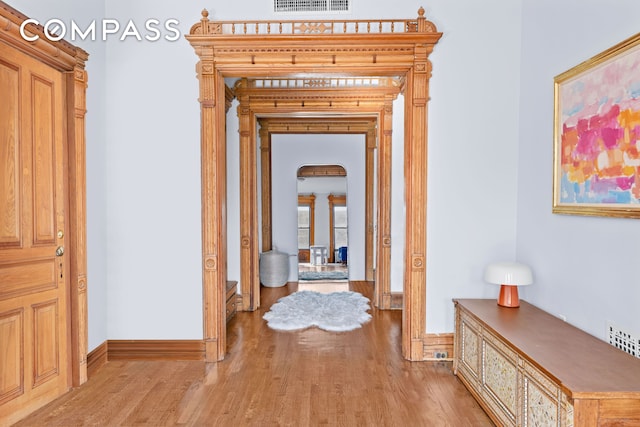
<box><xmin>55</xmin><ymin>246</ymin><xmax>64</xmax><ymax>257</ymax></box>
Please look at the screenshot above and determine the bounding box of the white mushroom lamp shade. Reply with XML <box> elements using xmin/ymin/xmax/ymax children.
<box><xmin>483</xmin><ymin>262</ymin><xmax>533</xmax><ymax>308</ymax></box>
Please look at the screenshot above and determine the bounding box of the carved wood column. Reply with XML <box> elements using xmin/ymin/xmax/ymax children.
<box><xmin>67</xmin><ymin>56</ymin><xmax>89</xmax><ymax>386</ymax></box>
<box><xmin>259</xmin><ymin>124</ymin><xmax>272</xmax><ymax>253</ymax></box>
<box><xmin>403</xmin><ymin>41</ymin><xmax>434</xmax><ymax>360</ymax></box>
<box><xmin>197</xmin><ymin>52</ymin><xmax>227</xmax><ymax>362</ymax></box>
<box><xmin>238</xmin><ymin>100</ymin><xmax>260</xmax><ymax>311</ymax></box>
<box><xmin>365</xmin><ymin>126</ymin><xmax>376</xmax><ymax>282</ymax></box>
<box><xmin>376</xmin><ymin>101</ymin><xmax>393</xmax><ymax>309</ymax></box>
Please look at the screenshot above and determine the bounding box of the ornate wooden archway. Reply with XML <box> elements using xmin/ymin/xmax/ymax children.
<box><xmin>256</xmin><ymin>116</ymin><xmax>379</xmax><ymax>284</ymax></box>
<box><xmin>234</xmin><ymin>77</ymin><xmax>401</xmax><ymax>310</ymax></box>
<box><xmin>187</xmin><ymin>8</ymin><xmax>442</xmax><ymax>361</ymax></box>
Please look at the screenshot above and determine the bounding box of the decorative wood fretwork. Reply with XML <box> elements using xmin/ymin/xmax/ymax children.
<box><xmin>243</xmin><ymin>77</ymin><xmax>402</xmax><ymax>89</ymax></box>
<box><xmin>224</xmin><ymin>85</ymin><xmax>235</xmax><ymax>113</ymax></box>
<box><xmin>297</xmin><ymin>165</ymin><xmax>347</xmax><ymax>178</ymax></box>
<box><xmin>189</xmin><ymin>10</ymin><xmax>436</xmax><ymax>37</ymax></box>
<box><xmin>234</xmin><ymin>77</ymin><xmax>403</xmax><ymax>112</ymax></box>
<box><xmin>260</xmin><ymin>117</ymin><xmax>378</xmax><ymax>133</ymax></box>
<box><xmin>187</xmin><ymin>8</ymin><xmax>441</xmax><ymax>362</ymax></box>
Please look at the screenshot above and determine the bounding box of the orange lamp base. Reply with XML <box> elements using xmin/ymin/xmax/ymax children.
<box><xmin>497</xmin><ymin>284</ymin><xmax>520</xmax><ymax>308</ymax></box>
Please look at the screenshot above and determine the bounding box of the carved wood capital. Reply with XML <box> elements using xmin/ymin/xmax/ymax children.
<box><xmin>225</xmin><ymin>85</ymin><xmax>235</xmax><ymax>113</ymax></box>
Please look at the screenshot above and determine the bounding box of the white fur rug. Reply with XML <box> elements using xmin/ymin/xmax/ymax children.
<box><xmin>263</xmin><ymin>291</ymin><xmax>372</xmax><ymax>332</ymax></box>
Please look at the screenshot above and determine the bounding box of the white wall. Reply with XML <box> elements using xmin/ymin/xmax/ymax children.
<box><xmin>103</xmin><ymin>0</ymin><xmax>203</xmax><ymax>339</ymax></box>
<box><xmin>390</xmin><ymin>96</ymin><xmax>406</xmax><ymax>294</ymax></box>
<box><xmin>80</xmin><ymin>2</ymin><xmax>108</xmax><ymax>351</ymax></box>
<box><xmin>311</xmin><ymin>194</ymin><xmax>330</xmax><ymax>248</ymax></box>
<box><xmin>8</xmin><ymin>0</ymin><xmax>109</xmax><ymax>350</ymax></box>
<box><xmin>271</xmin><ymin>134</ymin><xmax>366</xmax><ymax>281</ymax></box>
<box><xmin>516</xmin><ymin>0</ymin><xmax>640</xmax><ymax>340</ymax></box>
<box><xmin>297</xmin><ymin>176</ymin><xmax>347</xmax><ymax>195</ymax></box>
<box><xmin>424</xmin><ymin>0</ymin><xmax>523</xmax><ymax>331</ymax></box>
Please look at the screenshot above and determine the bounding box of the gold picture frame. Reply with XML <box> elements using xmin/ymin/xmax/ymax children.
<box><xmin>553</xmin><ymin>32</ymin><xmax>640</xmax><ymax>218</ymax></box>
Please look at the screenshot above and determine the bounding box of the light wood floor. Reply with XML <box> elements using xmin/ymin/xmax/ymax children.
<box><xmin>15</xmin><ymin>282</ymin><xmax>492</xmax><ymax>426</ymax></box>
<box><xmin>298</xmin><ymin>262</ymin><xmax>348</xmax><ymax>273</ymax></box>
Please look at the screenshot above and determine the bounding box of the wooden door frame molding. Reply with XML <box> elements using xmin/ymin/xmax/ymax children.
<box><xmin>237</xmin><ymin>99</ymin><xmax>396</xmax><ymax>312</ymax></box>
<box><xmin>297</xmin><ymin>194</ymin><xmax>317</xmax><ymax>246</ymax></box>
<box><xmin>256</xmin><ymin>116</ymin><xmax>379</xmax><ymax>287</ymax></box>
<box><xmin>297</xmin><ymin>194</ymin><xmax>316</xmax><ymax>263</ymax></box>
<box><xmin>298</xmin><ymin>165</ymin><xmax>347</xmax><ymax>178</ymax></box>
<box><xmin>327</xmin><ymin>194</ymin><xmax>347</xmax><ymax>264</ymax></box>
<box><xmin>0</xmin><ymin>2</ymin><xmax>89</xmax><ymax>386</ymax></box>
<box><xmin>187</xmin><ymin>8</ymin><xmax>442</xmax><ymax>361</ymax></box>
<box><xmin>233</xmin><ymin>76</ymin><xmax>401</xmax><ymax>310</ymax></box>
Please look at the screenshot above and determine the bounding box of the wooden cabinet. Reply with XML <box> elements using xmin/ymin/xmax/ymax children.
<box><xmin>453</xmin><ymin>299</ymin><xmax>640</xmax><ymax>427</ymax></box>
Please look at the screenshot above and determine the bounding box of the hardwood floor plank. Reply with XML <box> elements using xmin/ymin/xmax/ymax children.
<box><xmin>15</xmin><ymin>282</ymin><xmax>492</xmax><ymax>426</ymax></box>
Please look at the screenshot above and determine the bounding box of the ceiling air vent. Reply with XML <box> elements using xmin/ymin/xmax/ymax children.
<box><xmin>274</xmin><ymin>0</ymin><xmax>351</xmax><ymax>13</ymax></box>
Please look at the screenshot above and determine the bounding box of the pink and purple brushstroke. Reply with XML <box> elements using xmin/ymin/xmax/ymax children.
<box><xmin>560</xmin><ymin>46</ymin><xmax>640</xmax><ymax>204</ymax></box>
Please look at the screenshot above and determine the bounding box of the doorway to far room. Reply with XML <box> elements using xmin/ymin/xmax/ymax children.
<box><xmin>297</xmin><ymin>165</ymin><xmax>348</xmax><ymax>292</ymax></box>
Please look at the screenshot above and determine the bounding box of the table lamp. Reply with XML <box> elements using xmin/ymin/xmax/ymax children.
<box><xmin>483</xmin><ymin>262</ymin><xmax>533</xmax><ymax>308</ymax></box>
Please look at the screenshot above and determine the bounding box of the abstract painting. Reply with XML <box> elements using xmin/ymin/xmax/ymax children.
<box><xmin>553</xmin><ymin>32</ymin><xmax>640</xmax><ymax>218</ymax></box>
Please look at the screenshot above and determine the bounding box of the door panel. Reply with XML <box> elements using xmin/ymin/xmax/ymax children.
<box><xmin>0</xmin><ymin>260</ymin><xmax>56</xmax><ymax>299</ymax></box>
<box><xmin>0</xmin><ymin>309</ymin><xmax>23</xmax><ymax>405</ymax></box>
<box><xmin>0</xmin><ymin>40</ymin><xmax>70</xmax><ymax>424</ymax></box>
<box><xmin>32</xmin><ymin>75</ymin><xmax>57</xmax><ymax>245</ymax></box>
<box><xmin>0</xmin><ymin>59</ymin><xmax>21</xmax><ymax>247</ymax></box>
<box><xmin>33</xmin><ymin>300</ymin><xmax>60</xmax><ymax>387</ymax></box>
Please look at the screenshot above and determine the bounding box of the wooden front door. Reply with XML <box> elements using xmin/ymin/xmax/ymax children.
<box><xmin>0</xmin><ymin>40</ymin><xmax>71</xmax><ymax>424</ymax></box>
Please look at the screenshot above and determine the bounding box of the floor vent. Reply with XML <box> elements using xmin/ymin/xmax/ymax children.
<box><xmin>608</xmin><ymin>322</ymin><xmax>640</xmax><ymax>358</ymax></box>
<box><xmin>274</xmin><ymin>0</ymin><xmax>350</xmax><ymax>13</ymax></box>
